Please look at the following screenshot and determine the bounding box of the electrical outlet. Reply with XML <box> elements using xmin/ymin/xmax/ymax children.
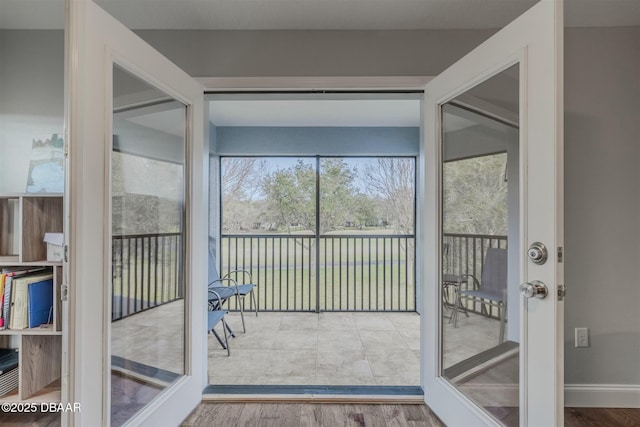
<box><xmin>575</xmin><ymin>328</ymin><xmax>589</xmax><ymax>347</ymax></box>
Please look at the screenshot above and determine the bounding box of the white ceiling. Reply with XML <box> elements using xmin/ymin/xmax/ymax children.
<box><xmin>124</xmin><ymin>98</ymin><xmax>489</xmax><ymax>138</ymax></box>
<box><xmin>126</xmin><ymin>108</ymin><xmax>186</xmax><ymax>137</ymax></box>
<box><xmin>115</xmin><ymin>99</ymin><xmax>422</xmax><ymax>139</ymax></box>
<box><xmin>1</xmin><ymin>0</ymin><xmax>638</xmax><ymax>29</ymax></box>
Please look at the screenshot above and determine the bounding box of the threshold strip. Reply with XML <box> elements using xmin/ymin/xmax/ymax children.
<box><xmin>111</xmin><ymin>355</ymin><xmax>180</xmax><ymax>386</ymax></box>
<box><xmin>202</xmin><ymin>385</ymin><xmax>424</xmax><ymax>403</ymax></box>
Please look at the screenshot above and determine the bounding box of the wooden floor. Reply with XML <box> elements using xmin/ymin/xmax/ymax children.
<box><xmin>181</xmin><ymin>403</ymin><xmax>444</xmax><ymax>427</ymax></box>
<box><xmin>182</xmin><ymin>403</ymin><xmax>640</xmax><ymax>427</ymax></box>
<box><xmin>565</xmin><ymin>407</ymin><xmax>640</xmax><ymax>427</ymax></box>
<box><xmin>0</xmin><ymin>403</ymin><xmax>638</xmax><ymax>426</ymax></box>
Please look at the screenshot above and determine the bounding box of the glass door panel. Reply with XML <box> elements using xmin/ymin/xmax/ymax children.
<box><xmin>111</xmin><ymin>64</ymin><xmax>186</xmax><ymax>426</ymax></box>
<box><xmin>440</xmin><ymin>64</ymin><xmax>520</xmax><ymax>426</ymax></box>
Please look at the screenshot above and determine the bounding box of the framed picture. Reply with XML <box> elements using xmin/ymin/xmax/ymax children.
<box><xmin>26</xmin><ymin>134</ymin><xmax>64</xmax><ymax>193</ymax></box>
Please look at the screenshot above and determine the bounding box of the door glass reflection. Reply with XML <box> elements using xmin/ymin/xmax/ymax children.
<box><xmin>111</xmin><ymin>64</ymin><xmax>186</xmax><ymax>426</ymax></box>
<box><xmin>440</xmin><ymin>65</ymin><xmax>520</xmax><ymax>426</ymax></box>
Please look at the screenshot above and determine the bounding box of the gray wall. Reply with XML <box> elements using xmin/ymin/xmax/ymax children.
<box><xmin>0</xmin><ymin>30</ymin><xmax>64</xmax><ymax>193</ymax></box>
<box><xmin>564</xmin><ymin>26</ymin><xmax>640</xmax><ymax>385</ymax></box>
<box><xmin>136</xmin><ymin>29</ymin><xmax>496</xmax><ymax>77</ymax></box>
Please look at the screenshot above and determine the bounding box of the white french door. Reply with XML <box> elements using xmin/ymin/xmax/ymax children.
<box><xmin>422</xmin><ymin>1</ymin><xmax>563</xmax><ymax>426</ymax></box>
<box><xmin>66</xmin><ymin>1</ymin><xmax>205</xmax><ymax>426</ymax></box>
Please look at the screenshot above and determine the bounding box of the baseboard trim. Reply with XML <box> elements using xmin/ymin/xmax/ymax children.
<box><xmin>565</xmin><ymin>384</ymin><xmax>640</xmax><ymax>408</ymax></box>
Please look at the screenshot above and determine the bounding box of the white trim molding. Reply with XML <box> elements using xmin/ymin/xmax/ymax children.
<box><xmin>196</xmin><ymin>76</ymin><xmax>433</xmax><ymax>91</ymax></box>
<box><xmin>565</xmin><ymin>384</ymin><xmax>640</xmax><ymax>408</ymax></box>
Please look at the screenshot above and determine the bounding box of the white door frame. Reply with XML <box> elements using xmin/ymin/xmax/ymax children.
<box><xmin>66</xmin><ymin>1</ymin><xmax>206</xmax><ymax>425</ymax></box>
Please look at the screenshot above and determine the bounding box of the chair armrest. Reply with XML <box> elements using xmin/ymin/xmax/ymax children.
<box><xmin>459</xmin><ymin>274</ymin><xmax>480</xmax><ymax>290</ymax></box>
<box><xmin>208</xmin><ymin>277</ymin><xmax>240</xmax><ymax>294</ymax></box>
<box><xmin>208</xmin><ymin>289</ymin><xmax>223</xmax><ymax>307</ymax></box>
<box><xmin>223</xmin><ymin>269</ymin><xmax>254</xmax><ymax>285</ymax></box>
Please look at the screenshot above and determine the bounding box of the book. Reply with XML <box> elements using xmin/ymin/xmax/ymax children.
<box><xmin>0</xmin><ymin>268</ymin><xmax>49</xmax><ymax>329</ymax></box>
<box><xmin>2</xmin><ymin>277</ymin><xmax>12</xmax><ymax>330</ymax></box>
<box><xmin>27</xmin><ymin>278</ymin><xmax>54</xmax><ymax>328</ymax></box>
<box><xmin>9</xmin><ymin>273</ymin><xmax>52</xmax><ymax>330</ymax></box>
<box><xmin>0</xmin><ymin>274</ymin><xmax>5</xmax><ymax>328</ymax></box>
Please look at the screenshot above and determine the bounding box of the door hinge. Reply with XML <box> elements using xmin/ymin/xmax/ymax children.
<box><xmin>557</xmin><ymin>246</ymin><xmax>564</xmax><ymax>263</ymax></box>
<box><xmin>557</xmin><ymin>284</ymin><xmax>566</xmax><ymax>301</ymax></box>
<box><xmin>62</xmin><ymin>244</ymin><xmax>69</xmax><ymax>301</ymax></box>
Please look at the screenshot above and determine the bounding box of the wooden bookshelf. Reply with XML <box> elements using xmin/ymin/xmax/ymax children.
<box><xmin>0</xmin><ymin>194</ymin><xmax>63</xmax><ymax>402</ymax></box>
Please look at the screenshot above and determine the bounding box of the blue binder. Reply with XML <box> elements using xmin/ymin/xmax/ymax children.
<box><xmin>27</xmin><ymin>279</ymin><xmax>53</xmax><ymax>328</ymax></box>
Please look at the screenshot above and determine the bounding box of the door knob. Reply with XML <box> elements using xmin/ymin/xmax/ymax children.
<box><xmin>520</xmin><ymin>280</ymin><xmax>548</xmax><ymax>299</ymax></box>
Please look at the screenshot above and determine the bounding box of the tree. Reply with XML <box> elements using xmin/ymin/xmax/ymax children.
<box><xmin>319</xmin><ymin>158</ymin><xmax>361</xmax><ymax>233</ymax></box>
<box><xmin>363</xmin><ymin>158</ymin><xmax>415</xmax><ymax>234</ymax></box>
<box><xmin>351</xmin><ymin>193</ymin><xmax>377</xmax><ymax>228</ymax></box>
<box><xmin>443</xmin><ymin>154</ymin><xmax>507</xmax><ymax>235</ymax></box>
<box><xmin>262</xmin><ymin>160</ymin><xmax>316</xmax><ymax>232</ymax></box>
<box><xmin>111</xmin><ymin>152</ymin><xmax>183</xmax><ymax>234</ymax></box>
<box><xmin>260</xmin><ymin>159</ymin><xmax>366</xmax><ymax>234</ymax></box>
<box><xmin>220</xmin><ymin>158</ymin><xmax>266</xmax><ymax>232</ymax></box>
<box><xmin>221</xmin><ymin>158</ymin><xmax>265</xmax><ymax>200</ymax></box>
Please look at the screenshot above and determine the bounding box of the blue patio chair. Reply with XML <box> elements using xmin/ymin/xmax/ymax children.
<box><xmin>458</xmin><ymin>247</ymin><xmax>508</xmax><ymax>343</ymax></box>
<box><xmin>208</xmin><ymin>248</ymin><xmax>258</xmax><ymax>333</ymax></box>
<box><xmin>207</xmin><ymin>289</ymin><xmax>230</xmax><ymax>356</ymax></box>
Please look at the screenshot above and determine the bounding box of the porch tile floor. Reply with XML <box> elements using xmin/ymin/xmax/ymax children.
<box><xmin>209</xmin><ymin>310</ymin><xmax>502</xmax><ymax>386</ymax></box>
<box><xmin>111</xmin><ymin>303</ymin><xmax>503</xmax><ymax>387</ymax></box>
<box><xmin>209</xmin><ymin>312</ymin><xmax>421</xmax><ymax>386</ymax></box>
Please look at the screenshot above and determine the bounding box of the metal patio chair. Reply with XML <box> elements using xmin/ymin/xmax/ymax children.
<box><xmin>458</xmin><ymin>247</ymin><xmax>508</xmax><ymax>343</ymax></box>
<box><xmin>208</xmin><ymin>248</ymin><xmax>258</xmax><ymax>333</ymax></box>
<box><xmin>207</xmin><ymin>289</ymin><xmax>230</xmax><ymax>356</ymax></box>
<box><xmin>442</xmin><ymin>242</ymin><xmax>469</xmax><ymax>325</ymax></box>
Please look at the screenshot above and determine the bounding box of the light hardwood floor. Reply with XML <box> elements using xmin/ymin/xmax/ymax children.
<box><xmin>0</xmin><ymin>404</ymin><xmax>638</xmax><ymax>426</ymax></box>
<box><xmin>182</xmin><ymin>403</ymin><xmax>445</xmax><ymax>427</ymax></box>
<box><xmin>182</xmin><ymin>404</ymin><xmax>640</xmax><ymax>427</ymax></box>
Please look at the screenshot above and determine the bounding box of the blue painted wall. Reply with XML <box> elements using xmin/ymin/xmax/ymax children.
<box><xmin>213</xmin><ymin>126</ymin><xmax>420</xmax><ymax>156</ymax></box>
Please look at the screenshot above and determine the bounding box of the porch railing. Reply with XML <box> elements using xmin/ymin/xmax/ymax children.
<box><xmin>220</xmin><ymin>234</ymin><xmax>416</xmax><ymax>312</ymax></box>
<box><xmin>111</xmin><ymin>232</ymin><xmax>183</xmax><ymax>321</ymax></box>
<box><xmin>110</xmin><ymin>231</ymin><xmax>505</xmax><ymax>318</ymax></box>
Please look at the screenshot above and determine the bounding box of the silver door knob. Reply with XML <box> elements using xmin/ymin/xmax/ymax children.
<box><xmin>520</xmin><ymin>280</ymin><xmax>548</xmax><ymax>299</ymax></box>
